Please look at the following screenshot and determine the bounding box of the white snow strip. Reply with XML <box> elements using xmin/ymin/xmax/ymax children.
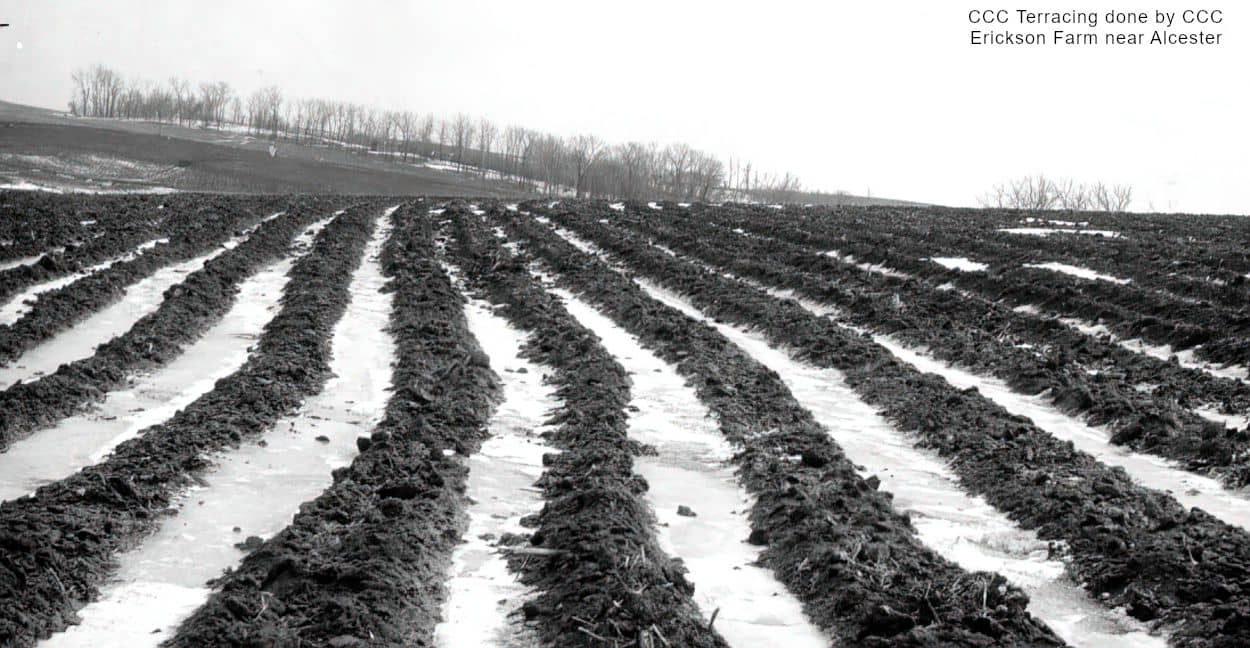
<box><xmin>609</xmin><ymin>202</ymin><xmax>625</xmax><ymax>212</ymax></box>
<box><xmin>0</xmin><ymin>239</ymin><xmax>167</xmax><ymax>326</ymax></box>
<box><xmin>0</xmin><ymin>253</ymin><xmax>48</xmax><ymax>272</ymax></box>
<box><xmin>631</xmin><ymin>277</ymin><xmax>1165</xmax><ymax>648</ymax></box>
<box><xmin>1195</xmin><ymin>407</ymin><xmax>1250</xmax><ymax>432</ymax></box>
<box><xmin>1024</xmin><ymin>262</ymin><xmax>1130</xmax><ymax>285</ymax></box>
<box><xmin>0</xmin><ymin>215</ymin><xmax>334</xmax><ymax>503</ymax></box>
<box><xmin>869</xmin><ymin>335</ymin><xmax>1250</xmax><ymax>532</ymax></box>
<box><xmin>434</xmin><ymin>298</ymin><xmax>553</xmax><ymax>648</ymax></box>
<box><xmin>551</xmin><ymin>284</ymin><xmax>828</xmax><ymax>647</ymax></box>
<box><xmin>647</xmin><ymin>201</ymin><xmax>662</xmax><ymax>210</ymax></box>
<box><xmin>928</xmin><ymin>257</ymin><xmax>988</xmax><ymax>272</ymax></box>
<box><xmin>1000</xmin><ymin>228</ymin><xmax>1122</xmax><ymax>238</ymax></box>
<box><xmin>39</xmin><ymin>207</ymin><xmax>396</xmax><ymax>648</ymax></box>
<box><xmin>822</xmin><ymin>249</ymin><xmax>911</xmax><ymax>279</ymax></box>
<box><xmin>0</xmin><ymin>215</ymin><xmax>329</xmax><ymax>388</ymax></box>
<box><xmin>746</xmin><ymin>285</ymin><xmax>1250</xmax><ymax>533</ymax></box>
<box><xmin>1058</xmin><ymin>317</ymin><xmax>1250</xmax><ymax>384</ymax></box>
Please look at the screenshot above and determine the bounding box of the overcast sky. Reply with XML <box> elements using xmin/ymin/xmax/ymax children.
<box><xmin>1</xmin><ymin>1</ymin><xmax>1246</xmax><ymax>213</ymax></box>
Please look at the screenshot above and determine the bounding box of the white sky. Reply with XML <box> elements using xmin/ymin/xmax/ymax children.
<box><xmin>1</xmin><ymin>1</ymin><xmax>1246</xmax><ymax>213</ymax></box>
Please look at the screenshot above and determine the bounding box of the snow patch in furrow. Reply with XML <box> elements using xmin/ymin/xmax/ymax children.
<box><xmin>751</xmin><ymin>284</ymin><xmax>1250</xmax><ymax>534</ymax></box>
<box><xmin>1</xmin><ymin>238</ymin><xmax>168</xmax><ymax>326</ymax></box>
<box><xmin>0</xmin><ymin>253</ymin><xmax>50</xmax><ymax>272</ymax></box>
<box><xmin>928</xmin><ymin>256</ymin><xmax>988</xmax><ymax>272</ymax></box>
<box><xmin>1000</xmin><ymin>228</ymin><xmax>1122</xmax><ymax>238</ymax></box>
<box><xmin>630</xmin><ymin>277</ymin><xmax>1165</xmax><ymax>648</ymax></box>
<box><xmin>867</xmin><ymin>335</ymin><xmax>1250</xmax><ymax>532</ymax></box>
<box><xmin>38</xmin><ymin>208</ymin><xmax>394</xmax><ymax>648</ymax></box>
<box><xmin>433</xmin><ymin>299</ymin><xmax>553</xmax><ymax>648</ymax></box>
<box><xmin>821</xmin><ymin>249</ymin><xmax>911</xmax><ymax>278</ymax></box>
<box><xmin>1059</xmin><ymin>315</ymin><xmax>1250</xmax><ymax>384</ymax></box>
<box><xmin>0</xmin><ymin>254</ymin><xmax>287</xmax><ymax>503</ymax></box>
<box><xmin>550</xmin><ymin>284</ymin><xmax>828</xmax><ymax>648</ymax></box>
<box><xmin>1023</xmin><ymin>262</ymin><xmax>1130</xmax><ymax>285</ymax></box>
<box><xmin>0</xmin><ymin>214</ymin><xmax>327</xmax><ymax>388</ymax></box>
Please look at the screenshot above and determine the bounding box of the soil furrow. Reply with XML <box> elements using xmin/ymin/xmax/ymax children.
<box><xmin>598</xmin><ymin>205</ymin><xmax>1250</xmax><ymax>488</ymax></box>
<box><xmin>502</xmin><ymin>208</ymin><xmax>1067</xmax><ymax>647</ymax></box>
<box><xmin>168</xmin><ymin>202</ymin><xmax>502</xmax><ymax>648</ymax></box>
<box><xmin>39</xmin><ymin>205</ymin><xmax>397</xmax><ymax>647</ymax></box>
<box><xmin>433</xmin><ymin>294</ymin><xmax>557</xmax><ymax>648</ymax></box>
<box><xmin>0</xmin><ymin>207</ymin><xmax>280</xmax><ymax>363</ymax></box>
<box><xmin>0</xmin><ymin>200</ymin><xmax>376</xmax><ymax>648</ymax></box>
<box><xmin>448</xmin><ymin>204</ymin><xmax>729</xmax><ymax>648</ymax></box>
<box><xmin>0</xmin><ymin>198</ymin><xmax>349</xmax><ymax>452</ymax></box>
<box><xmin>537</xmin><ymin>202</ymin><xmax>1250</xmax><ymax>648</ymax></box>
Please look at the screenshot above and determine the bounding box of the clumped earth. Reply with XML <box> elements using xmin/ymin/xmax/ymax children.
<box><xmin>2</xmin><ymin>191</ymin><xmax>1249</xmax><ymax>648</ymax></box>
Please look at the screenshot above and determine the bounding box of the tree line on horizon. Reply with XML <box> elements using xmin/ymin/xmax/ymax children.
<box><xmin>68</xmin><ymin>64</ymin><xmax>808</xmax><ymax>203</ymax></box>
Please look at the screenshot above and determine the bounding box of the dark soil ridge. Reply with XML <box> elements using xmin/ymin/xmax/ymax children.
<box><xmin>448</xmin><ymin>206</ymin><xmax>729</xmax><ymax>648</ymax></box>
<box><xmin>0</xmin><ymin>197</ymin><xmax>349</xmax><ymax>453</ymax></box>
<box><xmin>714</xmin><ymin>202</ymin><xmax>1250</xmax><ymax>309</ymax></box>
<box><xmin>839</xmin><ymin>205</ymin><xmax>1250</xmax><ymax>313</ymax></box>
<box><xmin>168</xmin><ymin>202</ymin><xmax>507</xmax><ymax>647</ymax></box>
<box><xmin>708</xmin><ymin>203</ymin><xmax>1250</xmax><ymax>372</ymax></box>
<box><xmin>0</xmin><ymin>193</ymin><xmax>188</xmax><ymax>305</ymax></box>
<box><xmin>684</xmin><ymin>202</ymin><xmax>1250</xmax><ymax>410</ymax></box>
<box><xmin>0</xmin><ymin>197</ymin><xmax>278</xmax><ymax>365</ymax></box>
<box><xmin>540</xmin><ymin>202</ymin><xmax>1250</xmax><ymax>648</ymax></box>
<box><xmin>0</xmin><ymin>191</ymin><xmax>114</xmax><ymax>262</ymax></box>
<box><xmin>499</xmin><ymin>210</ymin><xmax>1065</xmax><ymax>646</ymax></box>
<box><xmin>604</xmin><ymin>205</ymin><xmax>1250</xmax><ymax>488</ymax></box>
<box><xmin>0</xmin><ymin>201</ymin><xmax>377</xmax><ymax>648</ymax></box>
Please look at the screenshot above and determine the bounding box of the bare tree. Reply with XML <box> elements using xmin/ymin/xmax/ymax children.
<box><xmin>1091</xmin><ymin>182</ymin><xmax>1133</xmax><ymax>211</ymax></box>
<box><xmin>477</xmin><ymin>117</ymin><xmax>498</xmax><ymax>178</ymax></box>
<box><xmin>982</xmin><ymin>175</ymin><xmax>1133</xmax><ymax>211</ymax></box>
<box><xmin>450</xmin><ymin>113</ymin><xmax>474</xmax><ymax>170</ymax></box>
<box><xmin>568</xmin><ymin>134</ymin><xmax>606</xmax><ymax>197</ymax></box>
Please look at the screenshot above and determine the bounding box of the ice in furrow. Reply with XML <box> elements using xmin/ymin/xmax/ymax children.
<box><xmin>629</xmin><ymin>277</ymin><xmax>1165</xmax><ymax>648</ymax></box>
<box><xmin>433</xmin><ymin>297</ymin><xmax>554</xmax><ymax>648</ymax></box>
<box><xmin>547</xmin><ymin>283</ymin><xmax>828</xmax><ymax>648</ymax></box>
<box><xmin>1022</xmin><ymin>262</ymin><xmax>1130</xmax><ymax>285</ymax></box>
<box><xmin>927</xmin><ymin>256</ymin><xmax>988</xmax><ymax>272</ymax></box>
<box><xmin>0</xmin><ymin>214</ymin><xmax>329</xmax><ymax>388</ymax></box>
<box><xmin>1</xmin><ymin>237</ymin><xmax>168</xmax><ymax>326</ymax></box>
<box><xmin>39</xmin><ymin>207</ymin><xmax>396</xmax><ymax>648</ymax></box>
